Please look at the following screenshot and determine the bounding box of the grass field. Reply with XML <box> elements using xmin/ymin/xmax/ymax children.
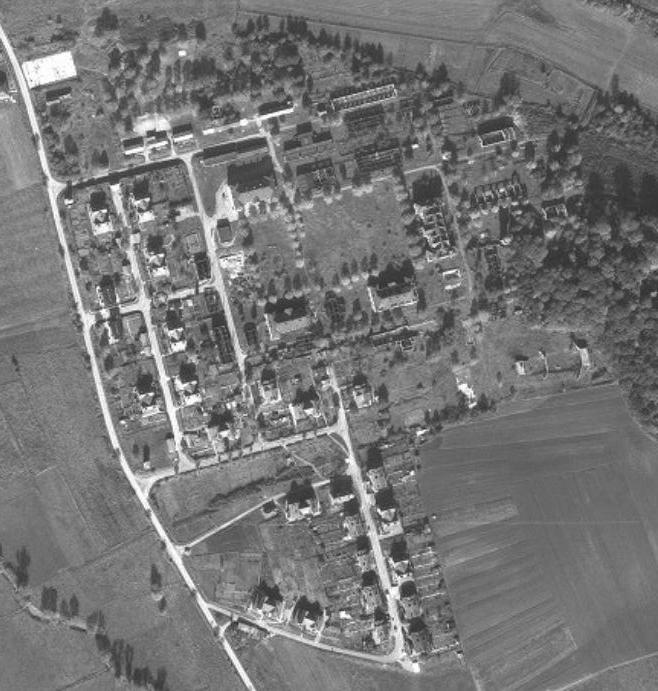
<box><xmin>419</xmin><ymin>383</ymin><xmax>658</xmax><ymax>690</ymax></box>
<box><xmin>0</xmin><ymin>103</ymin><xmax>69</xmax><ymax>339</ymax></box>
<box><xmin>0</xmin><ymin>72</ymin><xmax>241</xmax><ymax>689</ymax></box>
<box><xmin>151</xmin><ymin>443</ymin><xmax>322</xmax><ymax>543</ymax></box>
<box><xmin>239</xmin><ymin>636</ymin><xmax>476</xmax><ymax>691</ymax></box>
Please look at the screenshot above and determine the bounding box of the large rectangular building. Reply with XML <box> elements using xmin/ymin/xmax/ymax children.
<box><xmin>22</xmin><ymin>51</ymin><xmax>77</xmax><ymax>89</ymax></box>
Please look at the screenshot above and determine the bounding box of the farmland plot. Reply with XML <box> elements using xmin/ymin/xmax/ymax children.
<box><xmin>420</xmin><ymin>384</ymin><xmax>658</xmax><ymax>690</ymax></box>
<box><xmin>240</xmin><ymin>635</ymin><xmax>476</xmax><ymax>691</ymax></box>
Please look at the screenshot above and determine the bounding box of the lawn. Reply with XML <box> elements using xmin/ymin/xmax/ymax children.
<box><xmin>303</xmin><ymin>181</ymin><xmax>408</xmax><ymax>289</ymax></box>
<box><xmin>419</xmin><ymin>383</ymin><xmax>658</xmax><ymax>690</ymax></box>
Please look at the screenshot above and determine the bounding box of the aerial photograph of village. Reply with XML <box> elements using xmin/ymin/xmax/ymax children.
<box><xmin>4</xmin><ymin>0</ymin><xmax>658</xmax><ymax>690</ymax></box>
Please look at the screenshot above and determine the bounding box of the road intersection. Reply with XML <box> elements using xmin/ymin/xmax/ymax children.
<box><xmin>0</xmin><ymin>25</ymin><xmax>416</xmax><ymax>683</ymax></box>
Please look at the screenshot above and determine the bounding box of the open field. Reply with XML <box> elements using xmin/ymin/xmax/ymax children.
<box><xmin>239</xmin><ymin>635</ymin><xmax>475</xmax><ymax>691</ymax></box>
<box><xmin>42</xmin><ymin>532</ymin><xmax>244</xmax><ymax>691</ymax></box>
<box><xmin>0</xmin><ymin>103</ymin><xmax>69</xmax><ymax>338</ymax></box>
<box><xmin>419</xmin><ymin>383</ymin><xmax>658</xmax><ymax>690</ymax></box>
<box><xmin>240</xmin><ymin>0</ymin><xmax>658</xmax><ymax>112</ymax></box>
<box><xmin>0</xmin><ymin>68</ymin><xmax>241</xmax><ymax>690</ymax></box>
<box><xmin>151</xmin><ymin>440</ymin><xmax>331</xmax><ymax>543</ymax></box>
<box><xmin>0</xmin><ymin>578</ymin><xmax>115</xmax><ymax>691</ymax></box>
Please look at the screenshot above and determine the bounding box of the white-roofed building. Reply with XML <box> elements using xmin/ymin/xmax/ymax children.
<box><xmin>22</xmin><ymin>51</ymin><xmax>77</xmax><ymax>89</ymax></box>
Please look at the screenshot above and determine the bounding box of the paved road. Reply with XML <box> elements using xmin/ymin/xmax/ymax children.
<box><xmin>206</xmin><ymin>601</ymin><xmax>400</xmax><ymax>666</ymax></box>
<box><xmin>0</xmin><ymin>24</ymin><xmax>256</xmax><ymax>691</ymax></box>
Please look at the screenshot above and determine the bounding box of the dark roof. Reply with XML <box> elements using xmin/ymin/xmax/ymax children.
<box><xmin>258</xmin><ymin>95</ymin><xmax>292</xmax><ymax>116</ymax></box>
<box><xmin>89</xmin><ymin>189</ymin><xmax>107</xmax><ymax>211</ymax></box>
<box><xmin>343</xmin><ymin>497</ymin><xmax>360</xmax><ymax>517</ymax></box>
<box><xmin>264</xmin><ymin>295</ymin><xmax>308</xmax><ymax>323</ymax></box>
<box><xmin>172</xmin><ymin>122</ymin><xmax>194</xmax><ymax>136</ymax></box>
<box><xmin>216</xmin><ymin>218</ymin><xmax>233</xmax><ymax>243</ymax></box>
<box><xmin>45</xmin><ymin>85</ymin><xmax>71</xmax><ymax>101</ymax></box>
<box><xmin>366</xmin><ymin>445</ymin><xmax>383</xmax><ymax>470</ymax></box>
<box><xmin>477</xmin><ymin>116</ymin><xmax>514</xmax><ymax>136</ymax></box>
<box><xmin>165</xmin><ymin>308</ymin><xmax>184</xmax><ymax>331</ymax></box>
<box><xmin>201</xmin><ymin>137</ymin><xmax>267</xmax><ymax>161</ymax></box>
<box><xmin>286</xmin><ymin>480</ymin><xmax>315</xmax><ymax>506</ymax></box>
<box><xmin>146</xmin><ymin>129</ymin><xmax>168</xmax><ymax>142</ymax></box>
<box><xmin>227</xmin><ymin>156</ymin><xmax>275</xmax><ymax>193</ymax></box>
<box><xmin>122</xmin><ymin>135</ymin><xmax>144</xmax><ymax>149</ymax></box>
<box><xmin>296</xmin><ymin>121</ymin><xmax>313</xmax><ymax>136</ymax></box>
<box><xmin>389</xmin><ymin>539</ymin><xmax>409</xmax><ymax>563</ymax></box>
<box><xmin>330</xmin><ymin>474</ymin><xmax>353</xmax><ymax>499</ymax></box>
<box><xmin>361</xmin><ymin>570</ymin><xmax>378</xmax><ymax>588</ymax></box>
<box><xmin>400</xmin><ymin>580</ymin><xmax>417</xmax><ymax>598</ymax></box>
<box><xmin>375</xmin><ymin>487</ymin><xmax>396</xmax><ymax>511</ymax></box>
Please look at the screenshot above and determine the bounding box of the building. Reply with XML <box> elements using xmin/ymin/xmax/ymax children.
<box><xmin>258</xmin><ymin>94</ymin><xmax>294</xmax><ymax>120</ymax></box>
<box><xmin>360</xmin><ymin>570</ymin><xmax>382</xmax><ymax>615</ymax></box>
<box><xmin>399</xmin><ymin>580</ymin><xmax>422</xmax><ymax>620</ymax></box>
<box><xmin>87</xmin><ymin>189</ymin><xmax>113</xmax><ymax>236</ymax></box>
<box><xmin>22</xmin><ymin>51</ymin><xmax>77</xmax><ymax>89</ymax></box>
<box><xmin>122</xmin><ymin>136</ymin><xmax>145</xmax><ymax>158</ymax></box>
<box><xmin>284</xmin><ymin>481</ymin><xmax>321</xmax><ymax>522</ymax></box>
<box><xmin>45</xmin><ymin>85</ymin><xmax>72</xmax><ymax>105</ymax></box>
<box><xmin>329</xmin><ymin>474</ymin><xmax>355</xmax><ymax>506</ymax></box>
<box><xmin>146</xmin><ymin>129</ymin><xmax>170</xmax><ymax>152</ymax></box>
<box><xmin>171</xmin><ymin>122</ymin><xmax>195</xmax><ymax>145</ymax></box>
<box><xmin>388</xmin><ymin>539</ymin><xmax>412</xmax><ymax>584</ymax></box>
<box><xmin>248</xmin><ymin>581</ymin><xmax>285</xmax><ymax>623</ymax></box>
<box><xmin>330</xmin><ymin>81</ymin><xmax>397</xmax><ymax>112</ymax></box>
<box><xmin>291</xmin><ymin>597</ymin><xmax>324</xmax><ymax>633</ymax></box>
<box><xmin>342</xmin><ymin>498</ymin><xmax>364</xmax><ymax>540</ymax></box>
<box><xmin>405</xmin><ymin>617</ymin><xmax>433</xmax><ymax>656</ymax></box>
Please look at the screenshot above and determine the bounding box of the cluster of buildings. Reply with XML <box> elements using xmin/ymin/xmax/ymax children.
<box><xmin>372</xmin><ymin>439</ymin><xmax>460</xmax><ymax>658</ymax></box>
<box><xmin>276</xmin><ymin>474</ymin><xmax>392</xmax><ymax>650</ymax></box>
<box><xmin>157</xmin><ymin>288</ymin><xmax>246</xmax><ymax>458</ymax></box>
<box><xmin>121</xmin><ymin>121</ymin><xmax>197</xmax><ymax>161</ymax></box>
<box><xmin>469</xmin><ymin>173</ymin><xmax>528</xmax><ymax>217</ymax></box>
<box><xmin>249</xmin><ymin>359</ymin><xmax>337</xmax><ymax>441</ymax></box>
<box><xmin>64</xmin><ymin>185</ymin><xmax>136</xmax><ymax>311</ymax></box>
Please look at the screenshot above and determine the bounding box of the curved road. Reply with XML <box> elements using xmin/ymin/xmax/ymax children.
<box><xmin>0</xmin><ymin>23</ymin><xmax>257</xmax><ymax>691</ymax></box>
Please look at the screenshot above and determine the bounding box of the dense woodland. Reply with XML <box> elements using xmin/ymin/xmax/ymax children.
<box><xmin>508</xmin><ymin>125</ymin><xmax>658</xmax><ymax>424</ymax></box>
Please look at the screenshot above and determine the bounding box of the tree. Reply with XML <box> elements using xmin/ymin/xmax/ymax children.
<box><xmin>14</xmin><ymin>546</ymin><xmax>30</xmax><ymax>587</ymax></box>
<box><xmin>69</xmin><ymin>594</ymin><xmax>80</xmax><ymax>617</ymax></box>
<box><xmin>613</xmin><ymin>164</ymin><xmax>635</xmax><ymax>211</ymax></box>
<box><xmin>63</xmin><ymin>134</ymin><xmax>78</xmax><ymax>156</ymax></box>
<box><xmin>59</xmin><ymin>598</ymin><xmax>71</xmax><ymax>618</ymax></box>
<box><xmin>195</xmin><ymin>21</ymin><xmax>206</xmax><ymax>41</ymax></box>
<box><xmin>150</xmin><ymin>564</ymin><xmax>162</xmax><ymax>591</ymax></box>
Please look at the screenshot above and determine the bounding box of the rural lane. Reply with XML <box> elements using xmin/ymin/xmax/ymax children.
<box><xmin>0</xmin><ymin>23</ymin><xmax>257</xmax><ymax>691</ymax></box>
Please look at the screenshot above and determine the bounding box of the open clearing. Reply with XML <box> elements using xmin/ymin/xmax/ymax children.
<box><xmin>419</xmin><ymin>384</ymin><xmax>658</xmax><ymax>690</ymax></box>
<box><xmin>239</xmin><ymin>634</ymin><xmax>475</xmax><ymax>691</ymax></box>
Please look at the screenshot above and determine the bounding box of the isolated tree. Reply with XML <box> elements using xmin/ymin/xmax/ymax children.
<box><xmin>14</xmin><ymin>546</ymin><xmax>30</xmax><ymax>587</ymax></box>
<box><xmin>195</xmin><ymin>21</ymin><xmax>207</xmax><ymax>40</ymax></box>
<box><xmin>150</xmin><ymin>564</ymin><xmax>162</xmax><ymax>591</ymax></box>
<box><xmin>59</xmin><ymin>598</ymin><xmax>71</xmax><ymax>618</ymax></box>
